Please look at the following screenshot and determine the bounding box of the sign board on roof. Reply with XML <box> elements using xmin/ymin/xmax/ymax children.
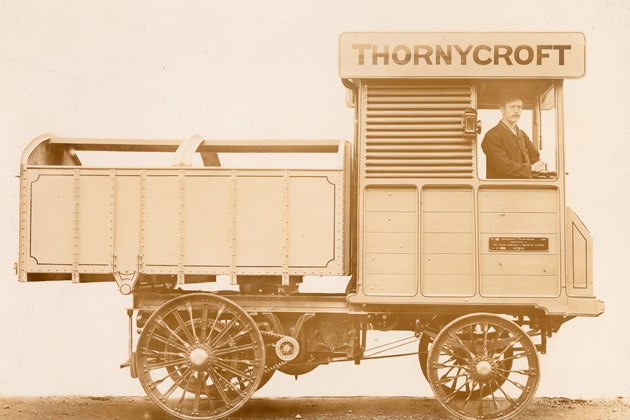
<box><xmin>339</xmin><ymin>32</ymin><xmax>585</xmax><ymax>79</ymax></box>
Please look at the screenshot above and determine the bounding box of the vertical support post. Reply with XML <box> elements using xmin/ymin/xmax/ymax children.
<box><xmin>127</xmin><ymin>308</ymin><xmax>134</xmax><ymax>366</ymax></box>
<box><xmin>109</xmin><ymin>169</ymin><xmax>116</xmax><ymax>272</ymax></box>
<box><xmin>177</xmin><ymin>170</ymin><xmax>185</xmax><ymax>285</ymax></box>
<box><xmin>335</xmin><ymin>171</ymin><xmax>344</xmax><ymax>272</ymax></box>
<box><xmin>72</xmin><ymin>169</ymin><xmax>80</xmax><ymax>283</ymax></box>
<box><xmin>335</xmin><ymin>141</ymin><xmax>346</xmax><ymax>271</ymax></box>
<box><xmin>139</xmin><ymin>170</ymin><xmax>146</xmax><ymax>273</ymax></box>
<box><xmin>230</xmin><ymin>171</ymin><xmax>237</xmax><ymax>285</ymax></box>
<box><xmin>281</xmin><ymin>171</ymin><xmax>289</xmax><ymax>285</ymax></box>
<box><xmin>18</xmin><ymin>165</ymin><xmax>28</xmax><ymax>282</ymax></box>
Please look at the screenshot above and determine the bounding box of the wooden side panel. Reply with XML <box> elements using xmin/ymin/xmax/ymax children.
<box><xmin>363</xmin><ymin>186</ymin><xmax>418</xmax><ymax>296</ymax></box>
<box><xmin>479</xmin><ymin>188</ymin><xmax>560</xmax><ymax>297</ymax></box>
<box><xmin>364</xmin><ymin>212</ymin><xmax>417</xmax><ymax>233</ymax></box>
<box><xmin>113</xmin><ymin>176</ymin><xmax>141</xmax><ymax>273</ymax></box>
<box><xmin>365</xmin><ymin>232</ymin><xmax>417</xmax><ymax>253</ymax></box>
<box><xmin>183</xmin><ymin>176</ymin><xmax>232</xmax><ymax>267</ymax></box>
<box><xmin>144</xmin><ymin>176</ymin><xmax>179</xmax><ymax>266</ymax></box>
<box><xmin>479</xmin><ymin>213</ymin><xmax>558</xmax><ymax>234</ymax></box>
<box><xmin>478</xmin><ymin>189</ymin><xmax>558</xmax><ymax>212</ymax></box>
<box><xmin>288</xmin><ymin>177</ymin><xmax>336</xmax><ymax>267</ymax></box>
<box><xmin>235</xmin><ymin>177</ymin><xmax>284</xmax><ymax>267</ymax></box>
<box><xmin>364</xmin><ymin>189</ymin><xmax>417</xmax><ymax>211</ymax></box>
<box><xmin>78</xmin><ymin>175</ymin><xmax>110</xmax><ymax>265</ymax></box>
<box><xmin>421</xmin><ymin>187</ymin><xmax>475</xmax><ymax>296</ymax></box>
<box><xmin>25</xmin><ymin>168</ymin><xmax>345</xmax><ymax>278</ymax></box>
<box><xmin>29</xmin><ymin>174</ymin><xmax>74</xmax><ymax>266</ymax></box>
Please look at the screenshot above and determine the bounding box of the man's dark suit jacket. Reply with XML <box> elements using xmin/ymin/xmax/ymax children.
<box><xmin>481</xmin><ymin>121</ymin><xmax>540</xmax><ymax>179</ymax></box>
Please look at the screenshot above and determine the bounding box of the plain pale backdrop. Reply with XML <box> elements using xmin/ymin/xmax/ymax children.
<box><xmin>0</xmin><ymin>0</ymin><xmax>629</xmax><ymax>399</ymax></box>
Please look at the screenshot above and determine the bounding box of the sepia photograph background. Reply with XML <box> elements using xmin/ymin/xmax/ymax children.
<box><xmin>1</xmin><ymin>0</ymin><xmax>629</xmax><ymax>401</ymax></box>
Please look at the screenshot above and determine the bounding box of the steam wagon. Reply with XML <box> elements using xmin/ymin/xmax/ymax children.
<box><xmin>17</xmin><ymin>33</ymin><xmax>603</xmax><ymax>420</ymax></box>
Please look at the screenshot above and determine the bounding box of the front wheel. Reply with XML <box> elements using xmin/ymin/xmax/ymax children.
<box><xmin>427</xmin><ymin>313</ymin><xmax>540</xmax><ymax>420</ymax></box>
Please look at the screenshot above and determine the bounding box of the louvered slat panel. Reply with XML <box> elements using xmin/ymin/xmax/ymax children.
<box><xmin>366</xmin><ymin>145</ymin><xmax>471</xmax><ymax>152</ymax></box>
<box><xmin>363</xmin><ymin>83</ymin><xmax>474</xmax><ymax>178</ymax></box>
<box><xmin>367</xmin><ymin>103</ymin><xmax>469</xmax><ymax>110</ymax></box>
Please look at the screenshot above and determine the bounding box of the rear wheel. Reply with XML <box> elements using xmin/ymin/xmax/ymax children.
<box><xmin>427</xmin><ymin>314</ymin><xmax>539</xmax><ymax>420</ymax></box>
<box><xmin>135</xmin><ymin>293</ymin><xmax>265</xmax><ymax>419</ymax></box>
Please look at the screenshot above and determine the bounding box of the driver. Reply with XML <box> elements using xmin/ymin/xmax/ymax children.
<box><xmin>481</xmin><ymin>93</ymin><xmax>546</xmax><ymax>179</ymax></box>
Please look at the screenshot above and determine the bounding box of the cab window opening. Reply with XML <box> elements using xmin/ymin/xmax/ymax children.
<box><xmin>476</xmin><ymin>80</ymin><xmax>557</xmax><ymax>180</ymax></box>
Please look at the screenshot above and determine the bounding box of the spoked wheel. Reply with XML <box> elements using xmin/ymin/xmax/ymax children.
<box><xmin>427</xmin><ymin>314</ymin><xmax>539</xmax><ymax>420</ymax></box>
<box><xmin>419</xmin><ymin>330</ymin><xmax>514</xmax><ymax>398</ymax></box>
<box><xmin>135</xmin><ymin>293</ymin><xmax>265</xmax><ymax>420</ymax></box>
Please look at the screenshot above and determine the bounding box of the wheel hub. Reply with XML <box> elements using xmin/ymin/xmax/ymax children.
<box><xmin>189</xmin><ymin>348</ymin><xmax>209</xmax><ymax>367</ymax></box>
<box><xmin>469</xmin><ymin>356</ymin><xmax>497</xmax><ymax>382</ymax></box>
<box><xmin>186</xmin><ymin>344</ymin><xmax>213</xmax><ymax>370</ymax></box>
<box><xmin>475</xmin><ymin>360</ymin><xmax>492</xmax><ymax>376</ymax></box>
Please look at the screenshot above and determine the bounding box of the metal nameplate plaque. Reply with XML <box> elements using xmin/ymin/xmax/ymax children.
<box><xmin>489</xmin><ymin>237</ymin><xmax>549</xmax><ymax>251</ymax></box>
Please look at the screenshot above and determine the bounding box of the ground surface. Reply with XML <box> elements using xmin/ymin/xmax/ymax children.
<box><xmin>0</xmin><ymin>396</ymin><xmax>628</xmax><ymax>419</ymax></box>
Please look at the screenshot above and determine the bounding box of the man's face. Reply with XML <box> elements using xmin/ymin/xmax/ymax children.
<box><xmin>500</xmin><ymin>98</ymin><xmax>523</xmax><ymax>125</ymax></box>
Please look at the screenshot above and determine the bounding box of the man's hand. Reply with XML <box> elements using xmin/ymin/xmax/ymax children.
<box><xmin>531</xmin><ymin>160</ymin><xmax>546</xmax><ymax>172</ymax></box>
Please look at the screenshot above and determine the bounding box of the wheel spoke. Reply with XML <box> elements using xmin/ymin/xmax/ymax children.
<box><xmin>462</xmin><ymin>379</ymin><xmax>475</xmax><ymax>408</ymax></box>
<box><xmin>495</xmin><ymin>377</ymin><xmax>517</xmax><ymax>406</ymax></box>
<box><xmin>213</xmin><ymin>359</ymin><xmax>254</xmax><ymax>381</ymax></box>
<box><xmin>215</xmin><ymin>357</ymin><xmax>258</xmax><ymax>366</ymax></box>
<box><xmin>477</xmin><ymin>382</ymin><xmax>486</xmax><ymax>416</ymax></box>
<box><xmin>186</xmin><ymin>302</ymin><xmax>198</xmax><ymax>342</ymax></box>
<box><xmin>213</xmin><ymin>369</ymin><xmax>247</xmax><ymax>398</ymax></box>
<box><xmin>440</xmin><ymin>345</ymin><xmax>461</xmax><ymax>360</ymax></box>
<box><xmin>433</xmin><ymin>362</ymin><xmax>468</xmax><ymax>369</ymax></box>
<box><xmin>214</xmin><ymin>342</ymin><xmax>258</xmax><ymax>356</ymax></box>
<box><xmin>441</xmin><ymin>365</ymin><xmax>456</xmax><ymax>379</ymax></box>
<box><xmin>449</xmin><ymin>367</ymin><xmax>462</xmax><ymax>393</ymax></box>
<box><xmin>176</xmin><ymin>371</ymin><xmax>195</xmax><ymax>410</ymax></box>
<box><xmin>157</xmin><ymin>317</ymin><xmax>190</xmax><ymax>349</ymax></box>
<box><xmin>493</xmin><ymin>335</ymin><xmax>522</xmax><ymax>358</ymax></box>
<box><xmin>504</xmin><ymin>376</ymin><xmax>527</xmax><ymax>392</ymax></box>
<box><xmin>443</xmin><ymin>379</ymin><xmax>470</xmax><ymax>403</ymax></box>
<box><xmin>488</xmin><ymin>325</ymin><xmax>506</xmax><ymax>352</ymax></box>
<box><xmin>163</xmin><ymin>368</ymin><xmax>194</xmax><ymax>400</ymax></box>
<box><xmin>210</xmin><ymin>317</ymin><xmax>238</xmax><ymax>347</ymax></box>
<box><xmin>141</xmin><ymin>349</ymin><xmax>185</xmax><ymax>358</ymax></box>
<box><xmin>482</xmin><ymin>320</ymin><xmax>489</xmax><ymax>356</ymax></box>
<box><xmin>437</xmin><ymin>373</ymin><xmax>468</xmax><ymax>385</ymax></box>
<box><xmin>207</xmin><ymin>368</ymin><xmax>231</xmax><ymax>405</ymax></box>
<box><xmin>498</xmin><ymin>367</ymin><xmax>537</xmax><ymax>376</ymax></box>
<box><xmin>147</xmin><ymin>357</ymin><xmax>187</xmax><ymax>370</ymax></box>
<box><xmin>193</xmin><ymin>372</ymin><xmax>202</xmax><ymax>414</ymax></box>
<box><xmin>150</xmin><ymin>332</ymin><xmax>187</xmax><ymax>353</ymax></box>
<box><xmin>148</xmin><ymin>373</ymin><xmax>171</xmax><ymax>388</ymax></box>
<box><xmin>201</xmin><ymin>372</ymin><xmax>216</xmax><ymax>410</ymax></box>
<box><xmin>206</xmin><ymin>305</ymin><xmax>225</xmax><ymax>345</ymax></box>
<box><xmin>214</xmin><ymin>328</ymin><xmax>252</xmax><ymax>348</ymax></box>
<box><xmin>498</xmin><ymin>351</ymin><xmax>528</xmax><ymax>363</ymax></box>
<box><xmin>172</xmin><ymin>310</ymin><xmax>195</xmax><ymax>345</ymax></box>
<box><xmin>201</xmin><ymin>304</ymin><xmax>209</xmax><ymax>342</ymax></box>
<box><xmin>489</xmin><ymin>380</ymin><xmax>500</xmax><ymax>409</ymax></box>
<box><xmin>447</xmin><ymin>330</ymin><xmax>475</xmax><ymax>358</ymax></box>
